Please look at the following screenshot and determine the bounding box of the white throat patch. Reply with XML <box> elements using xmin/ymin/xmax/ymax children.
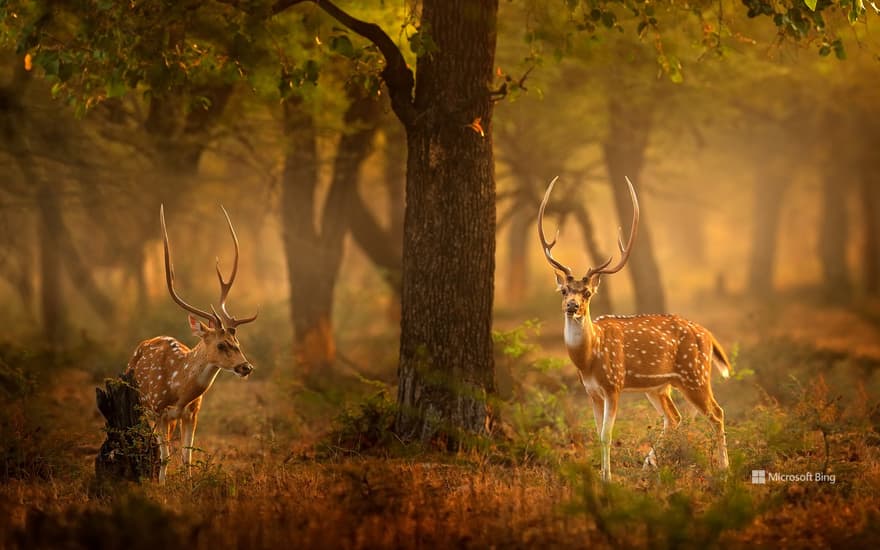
<box><xmin>564</xmin><ymin>315</ymin><xmax>585</xmax><ymax>348</ymax></box>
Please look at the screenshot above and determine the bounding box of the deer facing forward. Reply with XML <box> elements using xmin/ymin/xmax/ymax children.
<box><xmin>126</xmin><ymin>205</ymin><xmax>257</xmax><ymax>483</ymax></box>
<box><xmin>538</xmin><ymin>177</ymin><xmax>731</xmax><ymax>482</ymax></box>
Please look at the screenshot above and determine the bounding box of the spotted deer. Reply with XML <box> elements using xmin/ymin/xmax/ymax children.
<box><xmin>538</xmin><ymin>177</ymin><xmax>731</xmax><ymax>481</ymax></box>
<box><xmin>126</xmin><ymin>205</ymin><xmax>257</xmax><ymax>483</ymax></box>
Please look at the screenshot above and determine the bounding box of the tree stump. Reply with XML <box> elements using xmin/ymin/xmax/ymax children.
<box><xmin>94</xmin><ymin>372</ymin><xmax>159</xmax><ymax>483</ymax></box>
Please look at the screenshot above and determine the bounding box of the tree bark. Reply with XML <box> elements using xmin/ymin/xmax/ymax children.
<box><xmin>602</xmin><ymin>96</ymin><xmax>665</xmax><ymax>312</ymax></box>
<box><xmin>95</xmin><ymin>372</ymin><xmax>160</xmax><ymax>483</ymax></box>
<box><xmin>395</xmin><ymin>0</ymin><xmax>499</xmax><ymax>443</ymax></box>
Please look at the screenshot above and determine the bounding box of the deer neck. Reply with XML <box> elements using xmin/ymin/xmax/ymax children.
<box><xmin>185</xmin><ymin>341</ymin><xmax>222</xmax><ymax>395</ymax></box>
<box><xmin>564</xmin><ymin>307</ymin><xmax>600</xmax><ymax>370</ymax></box>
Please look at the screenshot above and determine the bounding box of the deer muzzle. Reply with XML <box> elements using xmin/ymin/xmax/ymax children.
<box><xmin>233</xmin><ymin>362</ymin><xmax>254</xmax><ymax>378</ymax></box>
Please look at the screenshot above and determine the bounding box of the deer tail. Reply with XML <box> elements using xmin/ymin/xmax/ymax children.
<box><xmin>711</xmin><ymin>335</ymin><xmax>732</xmax><ymax>379</ymax></box>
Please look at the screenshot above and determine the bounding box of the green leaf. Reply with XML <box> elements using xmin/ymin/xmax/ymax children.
<box><xmin>106</xmin><ymin>78</ymin><xmax>126</xmax><ymax>98</ymax></box>
<box><xmin>303</xmin><ymin>59</ymin><xmax>319</xmax><ymax>84</ymax></box>
<box><xmin>601</xmin><ymin>11</ymin><xmax>617</xmax><ymax>28</ymax></box>
<box><xmin>804</xmin><ymin>0</ymin><xmax>817</xmax><ymax>11</ymax></box>
<box><xmin>330</xmin><ymin>35</ymin><xmax>355</xmax><ymax>58</ymax></box>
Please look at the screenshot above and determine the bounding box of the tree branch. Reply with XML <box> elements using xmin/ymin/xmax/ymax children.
<box><xmin>271</xmin><ymin>0</ymin><xmax>416</xmax><ymax>126</ymax></box>
<box><xmin>348</xmin><ymin>187</ymin><xmax>402</xmax><ymax>295</ymax></box>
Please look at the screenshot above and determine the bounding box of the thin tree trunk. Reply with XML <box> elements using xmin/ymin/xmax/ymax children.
<box><xmin>862</xmin><ymin>160</ymin><xmax>880</xmax><ymax>295</ymax></box>
<box><xmin>36</xmin><ymin>182</ymin><xmax>65</xmax><ymax>347</ymax></box>
<box><xmin>58</xmin><ymin>228</ymin><xmax>116</xmax><ymax>319</ymax></box>
<box><xmin>818</xmin><ymin>168</ymin><xmax>851</xmax><ymax>299</ymax></box>
<box><xmin>282</xmin><ymin>91</ymin><xmax>382</xmax><ymax>378</ymax></box>
<box><xmin>505</xmin><ymin>209</ymin><xmax>530</xmax><ymax>304</ymax></box>
<box><xmin>395</xmin><ymin>0</ymin><xmax>499</xmax><ymax>443</ymax></box>
<box><xmin>384</xmin><ymin>124</ymin><xmax>405</xmax><ymax>321</ymax></box>
<box><xmin>817</xmin><ymin>112</ymin><xmax>852</xmax><ymax>299</ymax></box>
<box><xmin>348</xmin><ymin>189</ymin><xmax>402</xmax><ymax>293</ymax></box>
<box><xmin>347</xmin><ymin>122</ymin><xmax>405</xmax><ymax>296</ymax></box>
<box><xmin>572</xmin><ymin>205</ymin><xmax>613</xmax><ymax>314</ymax></box>
<box><xmin>602</xmin><ymin>96</ymin><xmax>665</xmax><ymax>312</ymax></box>
<box><xmin>748</xmin><ymin>175</ymin><xmax>787</xmax><ymax>296</ymax></box>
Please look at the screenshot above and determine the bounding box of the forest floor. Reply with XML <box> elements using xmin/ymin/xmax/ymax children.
<box><xmin>2</xmin><ymin>295</ymin><xmax>880</xmax><ymax>549</ymax></box>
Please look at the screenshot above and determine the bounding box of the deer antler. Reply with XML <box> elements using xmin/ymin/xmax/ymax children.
<box><xmin>586</xmin><ymin>176</ymin><xmax>639</xmax><ymax>280</ymax></box>
<box><xmin>213</xmin><ymin>206</ymin><xmax>257</xmax><ymax>329</ymax></box>
<box><xmin>537</xmin><ymin>176</ymin><xmax>574</xmax><ymax>279</ymax></box>
<box><xmin>161</xmin><ymin>204</ymin><xmax>220</xmax><ymax>327</ymax></box>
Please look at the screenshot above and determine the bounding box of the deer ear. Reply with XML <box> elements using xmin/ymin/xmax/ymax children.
<box><xmin>188</xmin><ymin>315</ymin><xmax>211</xmax><ymax>338</ymax></box>
<box><xmin>554</xmin><ymin>271</ymin><xmax>567</xmax><ymax>287</ymax></box>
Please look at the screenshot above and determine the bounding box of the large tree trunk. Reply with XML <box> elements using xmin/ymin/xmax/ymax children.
<box><xmin>602</xmin><ymin>96</ymin><xmax>666</xmax><ymax>312</ymax></box>
<box><xmin>395</xmin><ymin>0</ymin><xmax>499</xmax><ymax>443</ymax></box>
<box><xmin>747</xmin><ymin>173</ymin><xmax>787</xmax><ymax>296</ymax></box>
<box><xmin>282</xmin><ymin>92</ymin><xmax>382</xmax><ymax>378</ymax></box>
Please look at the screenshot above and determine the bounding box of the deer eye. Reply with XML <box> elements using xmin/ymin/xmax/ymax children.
<box><xmin>583</xmin><ymin>290</ymin><xmax>592</xmax><ymax>298</ymax></box>
<box><xmin>217</xmin><ymin>342</ymin><xmax>229</xmax><ymax>352</ymax></box>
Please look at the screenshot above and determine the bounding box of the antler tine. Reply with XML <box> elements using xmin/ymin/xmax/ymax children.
<box><xmin>587</xmin><ymin>176</ymin><xmax>640</xmax><ymax>279</ymax></box>
<box><xmin>214</xmin><ymin>205</ymin><xmax>258</xmax><ymax>328</ymax></box>
<box><xmin>160</xmin><ymin>204</ymin><xmax>216</xmax><ymax>324</ymax></box>
<box><xmin>538</xmin><ymin>176</ymin><xmax>574</xmax><ymax>278</ymax></box>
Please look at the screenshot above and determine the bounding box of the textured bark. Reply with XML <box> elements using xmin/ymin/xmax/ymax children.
<box><xmin>95</xmin><ymin>372</ymin><xmax>160</xmax><ymax>483</ymax></box>
<box><xmin>748</xmin><ymin>175</ymin><xmax>787</xmax><ymax>296</ymax></box>
<box><xmin>602</xmin><ymin>96</ymin><xmax>665</xmax><ymax>312</ymax></box>
<box><xmin>282</xmin><ymin>92</ymin><xmax>382</xmax><ymax>377</ymax></box>
<box><xmin>395</xmin><ymin>0</ymin><xmax>499</xmax><ymax>443</ymax></box>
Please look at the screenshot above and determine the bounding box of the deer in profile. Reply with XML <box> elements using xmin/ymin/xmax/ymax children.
<box><xmin>538</xmin><ymin>177</ymin><xmax>731</xmax><ymax>482</ymax></box>
<box><xmin>126</xmin><ymin>205</ymin><xmax>257</xmax><ymax>483</ymax></box>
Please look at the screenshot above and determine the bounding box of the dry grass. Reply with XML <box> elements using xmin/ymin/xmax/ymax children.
<box><xmin>2</xmin><ymin>298</ymin><xmax>880</xmax><ymax>549</ymax></box>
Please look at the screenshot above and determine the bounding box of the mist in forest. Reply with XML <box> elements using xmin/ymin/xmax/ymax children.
<box><xmin>2</xmin><ymin>1</ymin><xmax>880</xmax><ymax>548</ymax></box>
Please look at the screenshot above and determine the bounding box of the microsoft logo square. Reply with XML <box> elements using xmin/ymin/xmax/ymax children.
<box><xmin>751</xmin><ymin>470</ymin><xmax>766</xmax><ymax>484</ymax></box>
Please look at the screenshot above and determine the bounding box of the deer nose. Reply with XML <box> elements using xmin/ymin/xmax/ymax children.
<box><xmin>233</xmin><ymin>362</ymin><xmax>253</xmax><ymax>377</ymax></box>
<box><xmin>566</xmin><ymin>301</ymin><xmax>579</xmax><ymax>314</ymax></box>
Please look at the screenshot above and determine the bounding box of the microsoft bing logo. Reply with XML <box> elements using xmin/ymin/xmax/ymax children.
<box><xmin>751</xmin><ymin>470</ymin><xmax>766</xmax><ymax>484</ymax></box>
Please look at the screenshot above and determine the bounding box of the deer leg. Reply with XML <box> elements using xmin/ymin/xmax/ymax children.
<box><xmin>589</xmin><ymin>394</ymin><xmax>605</xmax><ymax>436</ymax></box>
<box><xmin>643</xmin><ymin>387</ymin><xmax>682</xmax><ymax>468</ymax></box>
<box><xmin>156</xmin><ymin>417</ymin><xmax>174</xmax><ymax>484</ymax></box>
<box><xmin>680</xmin><ymin>387</ymin><xmax>729</xmax><ymax>470</ymax></box>
<box><xmin>708</xmin><ymin>398</ymin><xmax>729</xmax><ymax>469</ymax></box>
<box><xmin>180</xmin><ymin>414</ymin><xmax>196</xmax><ymax>475</ymax></box>
<box><xmin>600</xmin><ymin>392</ymin><xmax>619</xmax><ymax>482</ymax></box>
<box><xmin>180</xmin><ymin>400</ymin><xmax>201</xmax><ymax>474</ymax></box>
